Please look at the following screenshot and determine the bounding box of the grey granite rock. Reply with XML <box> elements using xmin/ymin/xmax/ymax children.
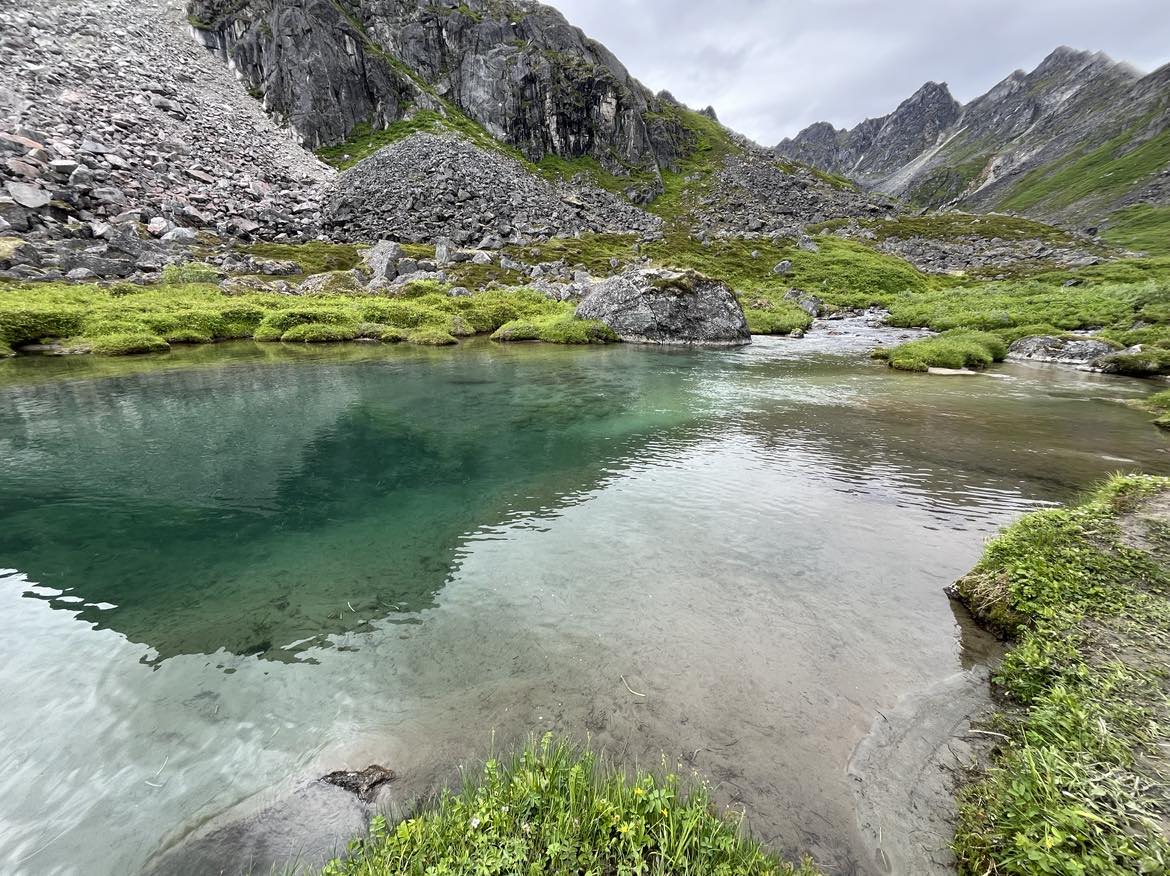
<box><xmin>575</xmin><ymin>267</ymin><xmax>751</xmax><ymax>346</ymax></box>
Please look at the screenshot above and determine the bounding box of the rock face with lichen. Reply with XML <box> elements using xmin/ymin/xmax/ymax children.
<box><xmin>575</xmin><ymin>267</ymin><xmax>751</xmax><ymax>346</ymax></box>
<box><xmin>187</xmin><ymin>0</ymin><xmax>694</xmax><ymax>195</ymax></box>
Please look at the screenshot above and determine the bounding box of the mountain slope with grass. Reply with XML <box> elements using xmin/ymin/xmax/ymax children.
<box><xmin>777</xmin><ymin>47</ymin><xmax>1170</xmax><ymax>243</ymax></box>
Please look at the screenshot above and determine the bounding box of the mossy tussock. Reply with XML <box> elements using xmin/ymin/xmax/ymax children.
<box><xmin>950</xmin><ymin>475</ymin><xmax>1170</xmax><ymax>875</ymax></box>
<box><xmin>321</xmin><ymin>735</ymin><xmax>818</xmax><ymax>876</ymax></box>
<box><xmin>872</xmin><ymin>330</ymin><xmax>1007</xmax><ymax>372</ymax></box>
<box><xmin>0</xmin><ymin>280</ymin><xmax>614</xmax><ymax>356</ymax></box>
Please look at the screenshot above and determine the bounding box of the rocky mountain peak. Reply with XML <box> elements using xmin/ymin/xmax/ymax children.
<box><xmin>774</xmin><ymin>78</ymin><xmax>960</xmax><ymax>183</ymax></box>
<box><xmin>775</xmin><ymin>45</ymin><xmax>1170</xmax><ymax>224</ymax></box>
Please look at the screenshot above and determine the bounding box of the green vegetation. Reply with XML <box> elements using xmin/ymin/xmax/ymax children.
<box><xmin>884</xmin><ymin>278</ymin><xmax>1147</xmax><ymax>333</ymax></box>
<box><xmin>873</xmin><ymin>330</ymin><xmax>1007</xmax><ymax>372</ymax></box>
<box><xmin>774</xmin><ymin>159</ymin><xmax>856</xmax><ymax>191</ymax></box>
<box><xmin>492</xmin><ymin>313</ymin><xmax>616</xmax><ymax>344</ymax></box>
<box><xmin>1138</xmin><ymin>388</ymin><xmax>1170</xmax><ymax>429</ymax></box>
<box><xmin>0</xmin><ymin>279</ymin><xmax>607</xmax><ymax>356</ymax></box>
<box><xmin>280</xmin><ymin>322</ymin><xmax>359</xmax><ymax>343</ymax></box>
<box><xmin>240</xmin><ymin>241</ymin><xmax>364</xmax><ymax>275</ymax></box>
<box><xmin>951</xmin><ymin>475</ymin><xmax>1170</xmax><ymax>875</ymax></box>
<box><xmin>322</xmin><ymin>734</ymin><xmax>817</xmax><ymax>876</ymax></box>
<box><xmin>317</xmin><ymin>112</ymin><xmax>521</xmax><ymax>169</ymax></box>
<box><xmin>510</xmin><ymin>232</ymin><xmax>930</xmax><ymax>335</ymax></box>
<box><xmin>86</xmin><ymin>332</ymin><xmax>172</xmax><ymax>356</ymax></box>
<box><xmin>642</xmin><ymin>105</ymin><xmax>741</xmax><ymax>225</ymax></box>
<box><xmin>1101</xmin><ymin>203</ymin><xmax>1170</xmax><ymax>257</ymax></box>
<box><xmin>814</xmin><ymin>212</ymin><xmax>1088</xmax><ymax>247</ymax></box>
<box><xmin>870</xmin><ymin>269</ymin><xmax>1170</xmax><ymax>374</ymax></box>
<box><xmin>906</xmin><ymin>156</ymin><xmax>990</xmax><ymax>208</ymax></box>
<box><xmin>161</xmin><ymin>262</ymin><xmax>220</xmax><ymax>284</ymax></box>
<box><xmin>536</xmin><ymin>153</ymin><xmax>659</xmax><ymax>198</ymax></box>
<box><xmin>1000</xmin><ymin>122</ymin><xmax>1170</xmax><ymax>214</ymax></box>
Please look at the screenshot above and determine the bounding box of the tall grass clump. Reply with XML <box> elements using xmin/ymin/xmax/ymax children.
<box><xmin>322</xmin><ymin>734</ymin><xmax>818</xmax><ymax>876</ymax></box>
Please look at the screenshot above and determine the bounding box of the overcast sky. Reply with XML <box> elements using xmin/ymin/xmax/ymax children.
<box><xmin>552</xmin><ymin>0</ymin><xmax>1170</xmax><ymax>145</ymax></box>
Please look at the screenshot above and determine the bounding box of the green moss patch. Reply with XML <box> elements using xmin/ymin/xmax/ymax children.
<box><xmin>281</xmin><ymin>322</ymin><xmax>360</xmax><ymax>343</ymax></box>
<box><xmin>406</xmin><ymin>326</ymin><xmax>458</xmax><ymax>346</ymax></box>
<box><xmin>0</xmin><ymin>280</ymin><xmax>590</xmax><ymax>357</ymax></box>
<box><xmin>492</xmin><ymin>314</ymin><xmax>616</xmax><ymax>344</ymax></box>
<box><xmin>240</xmin><ymin>241</ymin><xmax>364</xmax><ymax>275</ymax></box>
<box><xmin>321</xmin><ymin>735</ymin><xmax>817</xmax><ymax>876</ymax></box>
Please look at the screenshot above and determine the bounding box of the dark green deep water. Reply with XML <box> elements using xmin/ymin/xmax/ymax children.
<box><xmin>0</xmin><ymin>332</ymin><xmax>1166</xmax><ymax>874</ymax></box>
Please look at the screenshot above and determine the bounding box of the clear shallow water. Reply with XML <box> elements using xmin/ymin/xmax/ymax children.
<box><xmin>0</xmin><ymin>333</ymin><xmax>1166</xmax><ymax>874</ymax></box>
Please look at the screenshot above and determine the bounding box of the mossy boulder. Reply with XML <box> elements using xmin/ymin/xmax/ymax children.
<box><xmin>1095</xmin><ymin>345</ymin><xmax>1170</xmax><ymax>376</ymax></box>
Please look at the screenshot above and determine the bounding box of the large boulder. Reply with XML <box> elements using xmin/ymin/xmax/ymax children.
<box><xmin>575</xmin><ymin>268</ymin><xmax>751</xmax><ymax>346</ymax></box>
<box><xmin>1007</xmin><ymin>335</ymin><xmax>1119</xmax><ymax>365</ymax></box>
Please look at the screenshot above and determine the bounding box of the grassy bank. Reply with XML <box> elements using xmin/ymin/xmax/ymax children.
<box><xmin>322</xmin><ymin>735</ymin><xmax>817</xmax><ymax>876</ymax></box>
<box><xmin>951</xmin><ymin>475</ymin><xmax>1170</xmax><ymax>875</ymax></box>
<box><xmin>871</xmin><ymin>263</ymin><xmax>1170</xmax><ymax>373</ymax></box>
<box><xmin>0</xmin><ymin>279</ymin><xmax>615</xmax><ymax>356</ymax></box>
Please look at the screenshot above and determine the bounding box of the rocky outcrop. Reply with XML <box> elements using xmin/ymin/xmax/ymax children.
<box><xmin>690</xmin><ymin>142</ymin><xmax>893</xmax><ymax>239</ymax></box>
<box><xmin>574</xmin><ymin>267</ymin><xmax>751</xmax><ymax>345</ymax></box>
<box><xmin>0</xmin><ymin>0</ymin><xmax>329</xmax><ymax>242</ymax></box>
<box><xmin>776</xmin><ymin>47</ymin><xmax>1170</xmax><ymax>224</ymax></box>
<box><xmin>321</xmin><ymin>133</ymin><xmax>661</xmax><ymax>243</ymax></box>
<box><xmin>187</xmin><ymin>0</ymin><xmax>693</xmax><ymax>189</ymax></box>
<box><xmin>825</xmin><ymin>218</ymin><xmax>1105</xmax><ymax>274</ymax></box>
<box><xmin>1007</xmin><ymin>335</ymin><xmax>1119</xmax><ymax>365</ymax></box>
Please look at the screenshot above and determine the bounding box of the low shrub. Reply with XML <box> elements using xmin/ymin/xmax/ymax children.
<box><xmin>321</xmin><ymin>735</ymin><xmax>816</xmax><ymax>876</ymax></box>
<box><xmin>951</xmin><ymin>475</ymin><xmax>1170</xmax><ymax>876</ymax></box>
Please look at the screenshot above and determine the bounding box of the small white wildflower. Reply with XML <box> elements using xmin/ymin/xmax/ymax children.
<box><xmin>470</xmin><ymin>817</ymin><xmax>481</xmax><ymax>829</ymax></box>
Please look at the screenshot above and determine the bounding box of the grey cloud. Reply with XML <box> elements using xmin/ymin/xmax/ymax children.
<box><xmin>554</xmin><ymin>0</ymin><xmax>1170</xmax><ymax>144</ymax></box>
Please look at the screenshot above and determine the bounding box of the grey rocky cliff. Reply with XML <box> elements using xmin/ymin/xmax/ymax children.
<box><xmin>776</xmin><ymin>47</ymin><xmax>1170</xmax><ymax>225</ymax></box>
<box><xmin>187</xmin><ymin>0</ymin><xmax>693</xmax><ymax>190</ymax></box>
<box><xmin>575</xmin><ymin>267</ymin><xmax>751</xmax><ymax>346</ymax></box>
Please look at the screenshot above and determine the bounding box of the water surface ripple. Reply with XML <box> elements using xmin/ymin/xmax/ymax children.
<box><xmin>0</xmin><ymin>334</ymin><xmax>1165</xmax><ymax>874</ymax></box>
